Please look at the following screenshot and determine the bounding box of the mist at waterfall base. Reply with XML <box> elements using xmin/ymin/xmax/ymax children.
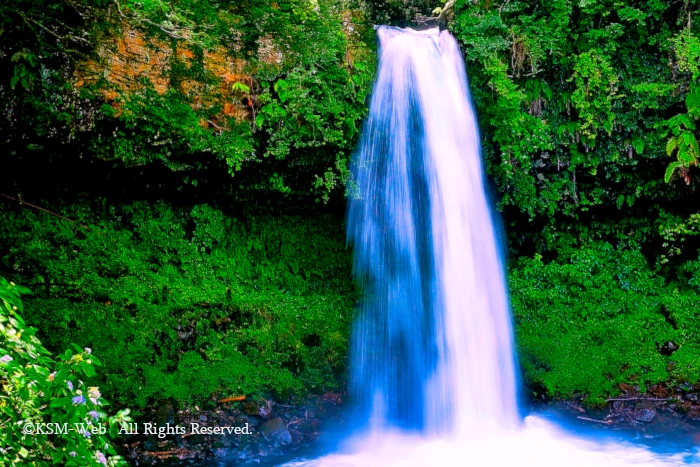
<box><xmin>279</xmin><ymin>27</ymin><xmax>699</xmax><ymax>466</ymax></box>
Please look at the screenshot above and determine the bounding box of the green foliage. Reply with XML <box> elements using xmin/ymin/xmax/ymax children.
<box><xmin>664</xmin><ymin>27</ymin><xmax>700</xmax><ymax>183</ymax></box>
<box><xmin>671</xmin><ymin>27</ymin><xmax>700</xmax><ymax>81</ymax></box>
<box><xmin>95</xmin><ymin>89</ymin><xmax>256</xmax><ymax>172</ymax></box>
<box><xmin>663</xmin><ymin>80</ymin><xmax>700</xmax><ymax>183</ymax></box>
<box><xmin>248</xmin><ymin>3</ymin><xmax>376</xmax><ymax>200</ymax></box>
<box><xmin>3</xmin><ymin>0</ymin><xmax>700</xmax><ymax>412</ymax></box>
<box><xmin>0</xmin><ymin>203</ymin><xmax>355</xmax><ymax>408</ymax></box>
<box><xmin>364</xmin><ymin>0</ymin><xmax>442</xmax><ymax>25</ymax></box>
<box><xmin>569</xmin><ymin>49</ymin><xmax>618</xmax><ymax>141</ymax></box>
<box><xmin>510</xmin><ymin>243</ymin><xmax>700</xmax><ymax>404</ymax></box>
<box><xmin>0</xmin><ymin>278</ymin><xmax>132</xmax><ymax>466</ymax></box>
<box><xmin>1</xmin><ymin>0</ymin><xmax>376</xmax><ymax>203</ymax></box>
<box><xmin>450</xmin><ymin>3</ymin><xmax>700</xmax><ymax>402</ymax></box>
<box><xmin>658</xmin><ymin>212</ymin><xmax>700</xmax><ymax>265</ymax></box>
<box><xmin>452</xmin><ymin>0</ymin><xmax>700</xmax><ymax>252</ymax></box>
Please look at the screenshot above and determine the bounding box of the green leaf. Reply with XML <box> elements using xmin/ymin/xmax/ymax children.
<box><xmin>616</xmin><ymin>194</ymin><xmax>625</xmax><ymax>209</ymax></box>
<box><xmin>666</xmin><ymin>137</ymin><xmax>679</xmax><ymax>156</ymax></box>
<box><xmin>665</xmin><ymin>161</ymin><xmax>683</xmax><ymax>183</ymax></box>
<box><xmin>631</xmin><ymin>137</ymin><xmax>644</xmax><ymax>155</ymax></box>
<box><xmin>274</xmin><ymin>79</ymin><xmax>289</xmax><ymax>103</ymax></box>
<box><xmin>232</xmin><ymin>82</ymin><xmax>250</xmax><ymax>94</ymax></box>
<box><xmin>691</xmin><ymin>136</ymin><xmax>700</xmax><ymax>159</ymax></box>
<box><xmin>686</xmin><ymin>88</ymin><xmax>700</xmax><ymax>112</ymax></box>
<box><xmin>678</xmin><ymin>146</ymin><xmax>696</xmax><ymax>164</ymax></box>
<box><xmin>49</xmin><ymin>397</ymin><xmax>72</xmax><ymax>408</ymax></box>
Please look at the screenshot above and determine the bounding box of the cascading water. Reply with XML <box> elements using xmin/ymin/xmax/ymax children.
<box><xmin>283</xmin><ymin>26</ymin><xmax>698</xmax><ymax>467</ymax></box>
<box><xmin>346</xmin><ymin>26</ymin><xmax>518</xmax><ymax>436</ymax></box>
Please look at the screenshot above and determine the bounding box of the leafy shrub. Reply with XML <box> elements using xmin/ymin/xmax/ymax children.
<box><xmin>510</xmin><ymin>242</ymin><xmax>700</xmax><ymax>404</ymax></box>
<box><xmin>452</xmin><ymin>0</ymin><xmax>700</xmax><ymax>256</ymax></box>
<box><xmin>0</xmin><ymin>277</ymin><xmax>132</xmax><ymax>466</ymax></box>
<box><xmin>0</xmin><ymin>203</ymin><xmax>355</xmax><ymax>408</ymax></box>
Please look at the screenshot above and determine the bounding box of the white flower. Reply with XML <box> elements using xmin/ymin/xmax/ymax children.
<box><xmin>88</xmin><ymin>386</ymin><xmax>101</xmax><ymax>404</ymax></box>
<box><xmin>95</xmin><ymin>451</ymin><xmax>107</xmax><ymax>466</ymax></box>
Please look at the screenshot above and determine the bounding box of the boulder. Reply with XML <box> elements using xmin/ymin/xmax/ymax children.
<box><xmin>649</xmin><ymin>383</ymin><xmax>671</xmax><ymax>399</ymax></box>
<box><xmin>154</xmin><ymin>399</ymin><xmax>177</xmax><ymax>428</ymax></box>
<box><xmin>633</xmin><ymin>404</ymin><xmax>656</xmax><ymax>423</ymax></box>
<box><xmin>293</xmin><ymin>418</ymin><xmax>320</xmax><ymax>434</ymax></box>
<box><xmin>260</xmin><ymin>417</ymin><xmax>292</xmax><ymax>446</ymax></box>
<box><xmin>311</xmin><ymin>398</ymin><xmax>339</xmax><ymax>420</ymax></box>
<box><xmin>611</xmin><ymin>400</ymin><xmax>627</xmax><ymax>414</ymax></box>
<box><xmin>322</xmin><ymin>392</ymin><xmax>342</xmax><ymax>404</ymax></box>
<box><xmin>243</xmin><ymin>399</ymin><xmax>273</xmax><ymax>420</ymax></box>
<box><xmin>660</xmin><ymin>341</ymin><xmax>679</xmax><ymax>356</ymax></box>
<box><xmin>686</xmin><ymin>405</ymin><xmax>700</xmax><ymax>421</ymax></box>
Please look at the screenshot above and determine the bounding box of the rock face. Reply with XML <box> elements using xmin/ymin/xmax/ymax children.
<box><xmin>551</xmin><ymin>394</ymin><xmax>699</xmax><ymax>450</ymax></box>
<box><xmin>603</xmin><ymin>381</ymin><xmax>700</xmax><ymax>425</ymax></box>
<box><xmin>610</xmin><ymin>400</ymin><xmax>627</xmax><ymax>415</ymax></box>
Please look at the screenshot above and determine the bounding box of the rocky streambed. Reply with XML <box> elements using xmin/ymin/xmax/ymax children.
<box><xmin>548</xmin><ymin>382</ymin><xmax>700</xmax><ymax>446</ymax></box>
<box><xmin>120</xmin><ymin>393</ymin><xmax>345</xmax><ymax>466</ymax></box>
<box><xmin>122</xmin><ymin>382</ymin><xmax>700</xmax><ymax>466</ymax></box>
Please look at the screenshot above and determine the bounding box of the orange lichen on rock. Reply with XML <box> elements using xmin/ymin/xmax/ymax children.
<box><xmin>75</xmin><ymin>25</ymin><xmax>253</xmax><ymax>127</ymax></box>
<box><xmin>93</xmin><ymin>27</ymin><xmax>171</xmax><ymax>93</ymax></box>
<box><xmin>203</xmin><ymin>48</ymin><xmax>251</xmax><ymax>121</ymax></box>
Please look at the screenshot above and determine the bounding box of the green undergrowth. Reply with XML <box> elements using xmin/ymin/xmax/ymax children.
<box><xmin>0</xmin><ymin>202</ymin><xmax>355</xmax><ymax>409</ymax></box>
<box><xmin>5</xmin><ymin>200</ymin><xmax>700</xmax><ymax>408</ymax></box>
<box><xmin>510</xmin><ymin>242</ymin><xmax>700</xmax><ymax>405</ymax></box>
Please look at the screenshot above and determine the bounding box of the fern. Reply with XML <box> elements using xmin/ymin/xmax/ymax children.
<box><xmin>666</xmin><ymin>136</ymin><xmax>679</xmax><ymax>156</ymax></box>
<box><xmin>665</xmin><ymin>161</ymin><xmax>684</xmax><ymax>183</ymax></box>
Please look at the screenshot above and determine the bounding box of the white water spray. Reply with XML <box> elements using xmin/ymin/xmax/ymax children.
<box><xmin>282</xmin><ymin>27</ymin><xmax>698</xmax><ymax>467</ymax></box>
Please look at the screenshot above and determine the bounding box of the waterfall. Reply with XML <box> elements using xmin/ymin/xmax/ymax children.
<box><xmin>282</xmin><ymin>26</ymin><xmax>696</xmax><ymax>467</ymax></box>
<box><xmin>347</xmin><ymin>26</ymin><xmax>518</xmax><ymax>435</ymax></box>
